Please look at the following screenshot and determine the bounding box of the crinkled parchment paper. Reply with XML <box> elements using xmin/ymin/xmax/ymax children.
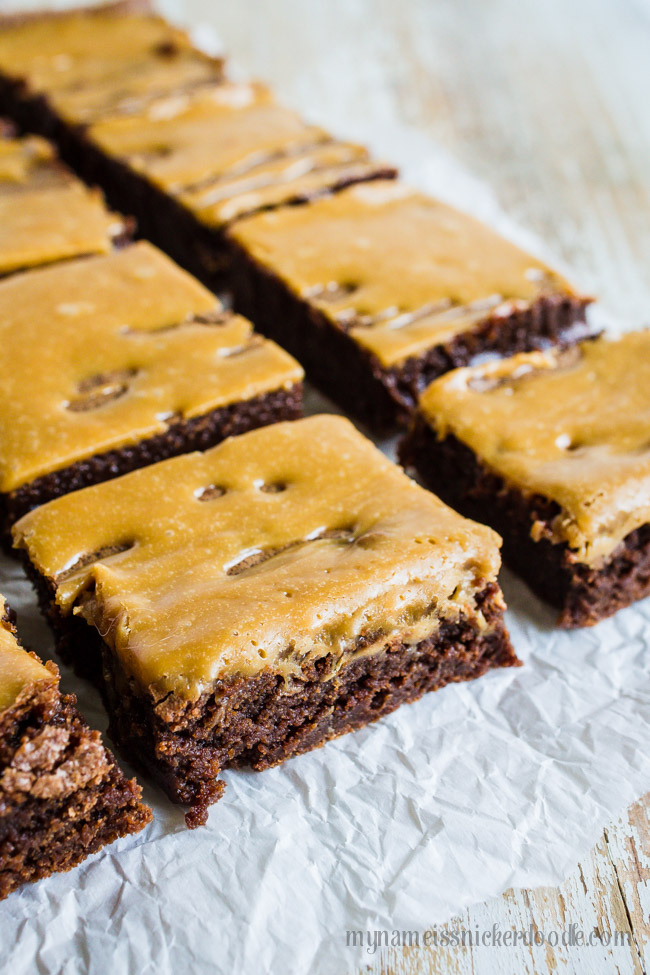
<box><xmin>0</xmin><ymin>8</ymin><xmax>648</xmax><ymax>975</ymax></box>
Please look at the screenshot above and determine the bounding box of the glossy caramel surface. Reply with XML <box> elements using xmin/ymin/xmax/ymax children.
<box><xmin>0</xmin><ymin>242</ymin><xmax>302</xmax><ymax>492</ymax></box>
<box><xmin>0</xmin><ymin>133</ymin><xmax>118</xmax><ymax>274</ymax></box>
<box><xmin>230</xmin><ymin>180</ymin><xmax>580</xmax><ymax>367</ymax></box>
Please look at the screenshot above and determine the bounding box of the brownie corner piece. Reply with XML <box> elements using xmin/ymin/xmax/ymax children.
<box><xmin>14</xmin><ymin>414</ymin><xmax>519</xmax><ymax>827</ymax></box>
<box><xmin>0</xmin><ymin>595</ymin><xmax>151</xmax><ymax>901</ymax></box>
<box><xmin>400</xmin><ymin>332</ymin><xmax>650</xmax><ymax>627</ymax></box>
<box><xmin>227</xmin><ymin>180</ymin><xmax>593</xmax><ymax>431</ymax></box>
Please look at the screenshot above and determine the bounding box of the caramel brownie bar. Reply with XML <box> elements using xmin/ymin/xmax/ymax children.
<box><xmin>13</xmin><ymin>415</ymin><xmax>520</xmax><ymax>827</ymax></box>
<box><xmin>0</xmin><ymin>4</ymin><xmax>394</xmax><ymax>286</ymax></box>
<box><xmin>400</xmin><ymin>331</ymin><xmax>650</xmax><ymax>627</ymax></box>
<box><xmin>0</xmin><ymin>124</ymin><xmax>124</xmax><ymax>276</ymax></box>
<box><xmin>0</xmin><ymin>241</ymin><xmax>302</xmax><ymax>532</ymax></box>
<box><xmin>0</xmin><ymin>1</ymin><xmax>224</xmax><ymax>128</ymax></box>
<box><xmin>0</xmin><ymin>596</ymin><xmax>151</xmax><ymax>899</ymax></box>
<box><xmin>228</xmin><ymin>180</ymin><xmax>593</xmax><ymax>429</ymax></box>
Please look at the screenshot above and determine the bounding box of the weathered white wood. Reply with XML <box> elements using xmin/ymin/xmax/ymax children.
<box><xmin>366</xmin><ymin>799</ymin><xmax>649</xmax><ymax>974</ymax></box>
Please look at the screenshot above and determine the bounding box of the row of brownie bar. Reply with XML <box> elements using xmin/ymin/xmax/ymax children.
<box><xmin>0</xmin><ymin>0</ymin><xmax>648</xmax><ymax>898</ymax></box>
<box><xmin>0</xmin><ymin>83</ymin><xmax>519</xmax><ymax>886</ymax></box>
<box><xmin>0</xmin><ymin>0</ymin><xmax>646</xmax><ymax>631</ymax></box>
<box><xmin>0</xmin><ymin>0</ymin><xmax>593</xmax><ymax>430</ymax></box>
<box><xmin>0</xmin><ymin>124</ymin><xmax>306</xmax><ymax>896</ymax></box>
<box><xmin>0</xmin><ymin>103</ymin><xmax>522</xmax><ymax>881</ymax></box>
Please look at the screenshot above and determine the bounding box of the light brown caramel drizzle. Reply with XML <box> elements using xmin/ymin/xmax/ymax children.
<box><xmin>0</xmin><ymin>242</ymin><xmax>302</xmax><ymax>492</ymax></box>
<box><xmin>419</xmin><ymin>332</ymin><xmax>650</xmax><ymax>566</ymax></box>
<box><xmin>178</xmin><ymin>135</ymin><xmax>335</xmax><ymax>194</ymax></box>
<box><xmin>50</xmin><ymin>61</ymin><xmax>224</xmax><ymax>125</ymax></box>
<box><xmin>0</xmin><ymin>13</ymin><xmax>388</xmax><ymax>232</ymax></box>
<box><xmin>230</xmin><ymin>180</ymin><xmax>582</xmax><ymax>367</ymax></box>
<box><xmin>13</xmin><ymin>416</ymin><xmax>502</xmax><ymax>699</ymax></box>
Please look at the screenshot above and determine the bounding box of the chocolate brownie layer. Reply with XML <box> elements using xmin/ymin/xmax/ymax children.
<box><xmin>2</xmin><ymin>383</ymin><xmax>302</xmax><ymax>534</ymax></box>
<box><xmin>227</xmin><ymin>181</ymin><xmax>592</xmax><ymax>430</ymax></box>
<box><xmin>0</xmin><ymin>599</ymin><xmax>151</xmax><ymax>899</ymax></box>
<box><xmin>25</xmin><ymin>572</ymin><xmax>516</xmax><ymax>828</ymax></box>
<box><xmin>14</xmin><ymin>416</ymin><xmax>519</xmax><ymax>825</ymax></box>
<box><xmin>401</xmin><ymin>420</ymin><xmax>650</xmax><ymax>627</ymax></box>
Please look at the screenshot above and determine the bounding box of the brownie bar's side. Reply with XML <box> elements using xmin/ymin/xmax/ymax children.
<box><xmin>228</xmin><ymin>238</ymin><xmax>593</xmax><ymax>430</ymax></box>
<box><xmin>2</xmin><ymin>383</ymin><xmax>302</xmax><ymax>535</ymax></box>
<box><xmin>400</xmin><ymin>417</ymin><xmax>650</xmax><ymax>627</ymax></box>
<box><xmin>383</xmin><ymin>293</ymin><xmax>592</xmax><ymax>416</ymax></box>
<box><xmin>22</xmin><ymin>567</ymin><xmax>518</xmax><ymax>827</ymax></box>
<box><xmin>0</xmin><ymin>667</ymin><xmax>151</xmax><ymax>900</ymax></box>
<box><xmin>230</xmin><ymin>236</ymin><xmax>407</xmax><ymax>430</ymax></box>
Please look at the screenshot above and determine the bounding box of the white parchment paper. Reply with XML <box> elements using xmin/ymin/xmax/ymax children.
<box><xmin>0</xmin><ymin>9</ymin><xmax>649</xmax><ymax>975</ymax></box>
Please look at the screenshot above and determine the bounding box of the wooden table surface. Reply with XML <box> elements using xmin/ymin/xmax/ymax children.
<box><xmin>172</xmin><ymin>0</ymin><xmax>650</xmax><ymax>971</ymax></box>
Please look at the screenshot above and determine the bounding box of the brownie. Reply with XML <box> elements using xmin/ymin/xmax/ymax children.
<box><xmin>0</xmin><ymin>124</ymin><xmax>125</xmax><ymax>276</ymax></box>
<box><xmin>0</xmin><ymin>241</ymin><xmax>303</xmax><ymax>535</ymax></box>
<box><xmin>0</xmin><ymin>4</ymin><xmax>395</xmax><ymax>289</ymax></box>
<box><xmin>227</xmin><ymin>180</ymin><xmax>593</xmax><ymax>430</ymax></box>
<box><xmin>400</xmin><ymin>332</ymin><xmax>650</xmax><ymax>627</ymax></box>
<box><xmin>0</xmin><ymin>0</ymin><xmax>224</xmax><ymax>116</ymax></box>
<box><xmin>0</xmin><ymin>595</ymin><xmax>151</xmax><ymax>900</ymax></box>
<box><xmin>13</xmin><ymin>415</ymin><xmax>520</xmax><ymax>827</ymax></box>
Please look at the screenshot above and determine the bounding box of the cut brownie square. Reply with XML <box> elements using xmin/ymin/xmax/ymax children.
<box><xmin>0</xmin><ymin>124</ymin><xmax>125</xmax><ymax>276</ymax></box>
<box><xmin>0</xmin><ymin>241</ymin><xmax>303</xmax><ymax>532</ymax></box>
<box><xmin>0</xmin><ymin>595</ymin><xmax>151</xmax><ymax>900</ymax></box>
<box><xmin>227</xmin><ymin>180</ymin><xmax>593</xmax><ymax>430</ymax></box>
<box><xmin>400</xmin><ymin>331</ymin><xmax>650</xmax><ymax>627</ymax></box>
<box><xmin>13</xmin><ymin>415</ymin><xmax>520</xmax><ymax>827</ymax></box>
<box><xmin>0</xmin><ymin>0</ymin><xmax>223</xmax><ymax>117</ymax></box>
<box><xmin>0</xmin><ymin>7</ymin><xmax>394</xmax><ymax>287</ymax></box>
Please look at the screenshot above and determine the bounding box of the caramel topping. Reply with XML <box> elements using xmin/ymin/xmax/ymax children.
<box><xmin>229</xmin><ymin>180</ymin><xmax>581</xmax><ymax>367</ymax></box>
<box><xmin>419</xmin><ymin>332</ymin><xmax>650</xmax><ymax>566</ymax></box>
<box><xmin>0</xmin><ymin>133</ymin><xmax>54</xmax><ymax>182</ymax></box>
<box><xmin>0</xmin><ymin>10</ymin><xmax>194</xmax><ymax>95</ymax></box>
<box><xmin>178</xmin><ymin>140</ymin><xmax>385</xmax><ymax>226</ymax></box>
<box><xmin>13</xmin><ymin>416</ymin><xmax>502</xmax><ymax>700</ymax></box>
<box><xmin>0</xmin><ymin>242</ymin><xmax>302</xmax><ymax>492</ymax></box>
<box><xmin>88</xmin><ymin>83</ymin><xmax>388</xmax><ymax>224</ymax></box>
<box><xmin>0</xmin><ymin>597</ymin><xmax>52</xmax><ymax>713</ymax></box>
<box><xmin>0</xmin><ymin>133</ymin><xmax>117</xmax><ymax>274</ymax></box>
<box><xmin>89</xmin><ymin>84</ymin><xmax>325</xmax><ymax>190</ymax></box>
<box><xmin>49</xmin><ymin>51</ymin><xmax>223</xmax><ymax>125</ymax></box>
